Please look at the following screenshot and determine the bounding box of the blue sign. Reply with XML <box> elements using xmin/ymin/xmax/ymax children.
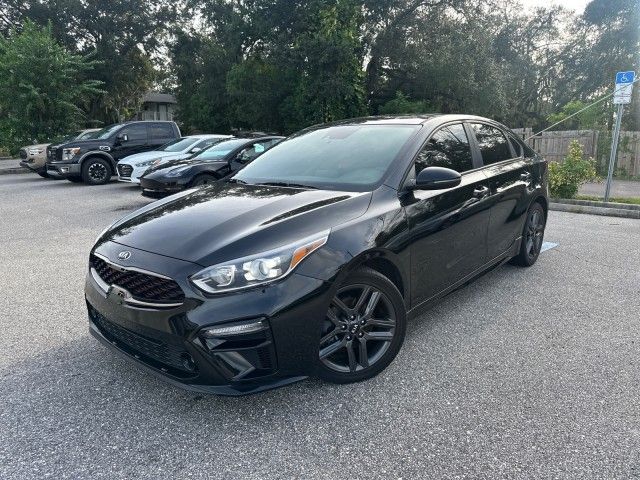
<box><xmin>615</xmin><ymin>71</ymin><xmax>635</xmax><ymax>84</ymax></box>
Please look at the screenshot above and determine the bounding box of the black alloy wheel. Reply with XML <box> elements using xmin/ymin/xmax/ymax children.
<box><xmin>317</xmin><ymin>268</ymin><xmax>406</xmax><ymax>383</ymax></box>
<box><xmin>511</xmin><ymin>202</ymin><xmax>546</xmax><ymax>267</ymax></box>
<box><xmin>82</xmin><ymin>158</ymin><xmax>112</xmax><ymax>185</ymax></box>
<box><xmin>192</xmin><ymin>174</ymin><xmax>217</xmax><ymax>187</ymax></box>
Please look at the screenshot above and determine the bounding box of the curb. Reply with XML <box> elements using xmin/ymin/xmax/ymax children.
<box><xmin>550</xmin><ymin>200</ymin><xmax>640</xmax><ymax>219</ymax></box>
<box><xmin>0</xmin><ymin>167</ymin><xmax>30</xmax><ymax>175</ymax></box>
<box><xmin>552</xmin><ymin>197</ymin><xmax>640</xmax><ymax>211</ymax></box>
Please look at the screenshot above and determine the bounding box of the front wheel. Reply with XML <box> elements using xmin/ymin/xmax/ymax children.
<box><xmin>511</xmin><ymin>202</ymin><xmax>546</xmax><ymax>267</ymax></box>
<box><xmin>317</xmin><ymin>267</ymin><xmax>406</xmax><ymax>384</ymax></box>
<box><xmin>191</xmin><ymin>174</ymin><xmax>218</xmax><ymax>187</ymax></box>
<box><xmin>81</xmin><ymin>158</ymin><xmax>112</xmax><ymax>185</ymax></box>
<box><xmin>36</xmin><ymin>171</ymin><xmax>50</xmax><ymax>179</ymax></box>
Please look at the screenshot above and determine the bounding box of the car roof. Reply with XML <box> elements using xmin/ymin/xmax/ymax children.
<box><xmin>316</xmin><ymin>114</ymin><xmax>510</xmax><ymax>128</ymax></box>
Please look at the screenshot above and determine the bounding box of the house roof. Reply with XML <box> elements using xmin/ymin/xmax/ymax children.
<box><xmin>142</xmin><ymin>92</ymin><xmax>177</xmax><ymax>104</ymax></box>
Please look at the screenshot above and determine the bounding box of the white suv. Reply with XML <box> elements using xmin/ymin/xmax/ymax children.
<box><xmin>117</xmin><ymin>134</ymin><xmax>232</xmax><ymax>184</ymax></box>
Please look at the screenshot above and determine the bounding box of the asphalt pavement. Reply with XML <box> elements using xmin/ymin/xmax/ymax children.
<box><xmin>1</xmin><ymin>173</ymin><xmax>639</xmax><ymax>479</ymax></box>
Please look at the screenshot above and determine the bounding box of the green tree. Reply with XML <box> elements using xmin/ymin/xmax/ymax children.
<box><xmin>3</xmin><ymin>0</ymin><xmax>178</xmax><ymax>123</ymax></box>
<box><xmin>379</xmin><ymin>91</ymin><xmax>430</xmax><ymax>114</ymax></box>
<box><xmin>0</xmin><ymin>22</ymin><xmax>102</xmax><ymax>153</ymax></box>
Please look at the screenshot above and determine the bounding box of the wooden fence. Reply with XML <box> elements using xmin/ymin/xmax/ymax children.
<box><xmin>511</xmin><ymin>128</ymin><xmax>640</xmax><ymax>177</ymax></box>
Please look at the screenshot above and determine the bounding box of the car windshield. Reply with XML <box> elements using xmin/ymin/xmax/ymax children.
<box><xmin>93</xmin><ymin>124</ymin><xmax>122</xmax><ymax>139</ymax></box>
<box><xmin>158</xmin><ymin>137</ymin><xmax>200</xmax><ymax>152</ymax></box>
<box><xmin>77</xmin><ymin>130</ymin><xmax>99</xmax><ymax>140</ymax></box>
<box><xmin>193</xmin><ymin>139</ymin><xmax>249</xmax><ymax>161</ymax></box>
<box><xmin>233</xmin><ymin>124</ymin><xmax>420</xmax><ymax>191</ymax></box>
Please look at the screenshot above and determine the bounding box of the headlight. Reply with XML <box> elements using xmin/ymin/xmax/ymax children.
<box><xmin>190</xmin><ymin>230</ymin><xmax>330</xmax><ymax>294</ymax></box>
<box><xmin>27</xmin><ymin>148</ymin><xmax>43</xmax><ymax>155</ymax></box>
<box><xmin>135</xmin><ymin>159</ymin><xmax>156</xmax><ymax>167</ymax></box>
<box><xmin>62</xmin><ymin>147</ymin><xmax>81</xmax><ymax>161</ymax></box>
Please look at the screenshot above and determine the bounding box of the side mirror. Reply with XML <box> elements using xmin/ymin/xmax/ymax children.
<box><xmin>412</xmin><ymin>166</ymin><xmax>461</xmax><ymax>190</ymax></box>
<box><xmin>117</xmin><ymin>133</ymin><xmax>129</xmax><ymax>143</ymax></box>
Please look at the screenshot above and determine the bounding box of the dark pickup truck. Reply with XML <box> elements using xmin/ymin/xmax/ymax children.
<box><xmin>46</xmin><ymin>121</ymin><xmax>181</xmax><ymax>185</ymax></box>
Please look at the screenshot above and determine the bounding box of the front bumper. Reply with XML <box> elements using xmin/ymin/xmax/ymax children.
<box><xmin>117</xmin><ymin>163</ymin><xmax>143</xmax><ymax>184</ymax></box>
<box><xmin>140</xmin><ymin>177</ymin><xmax>188</xmax><ymax>196</ymax></box>
<box><xmin>46</xmin><ymin>162</ymin><xmax>81</xmax><ymax>178</ymax></box>
<box><xmin>85</xmin><ymin>242</ymin><xmax>332</xmax><ymax>395</ymax></box>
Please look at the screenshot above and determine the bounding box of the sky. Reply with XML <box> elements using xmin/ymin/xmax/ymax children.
<box><xmin>522</xmin><ymin>0</ymin><xmax>590</xmax><ymax>13</ymax></box>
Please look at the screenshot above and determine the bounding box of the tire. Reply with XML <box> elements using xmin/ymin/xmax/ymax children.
<box><xmin>36</xmin><ymin>171</ymin><xmax>50</xmax><ymax>179</ymax></box>
<box><xmin>67</xmin><ymin>176</ymin><xmax>83</xmax><ymax>183</ymax></box>
<box><xmin>81</xmin><ymin>157</ymin><xmax>112</xmax><ymax>185</ymax></box>
<box><xmin>510</xmin><ymin>201</ymin><xmax>546</xmax><ymax>267</ymax></box>
<box><xmin>191</xmin><ymin>174</ymin><xmax>218</xmax><ymax>187</ymax></box>
<box><xmin>317</xmin><ymin>267</ymin><xmax>406</xmax><ymax>384</ymax></box>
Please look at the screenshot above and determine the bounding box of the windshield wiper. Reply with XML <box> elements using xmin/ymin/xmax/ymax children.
<box><xmin>255</xmin><ymin>181</ymin><xmax>319</xmax><ymax>190</ymax></box>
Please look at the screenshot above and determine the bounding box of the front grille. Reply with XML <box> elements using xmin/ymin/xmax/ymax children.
<box><xmin>90</xmin><ymin>307</ymin><xmax>197</xmax><ymax>375</ymax></box>
<box><xmin>19</xmin><ymin>149</ymin><xmax>27</xmax><ymax>159</ymax></box>
<box><xmin>90</xmin><ymin>254</ymin><xmax>185</xmax><ymax>304</ymax></box>
<box><xmin>118</xmin><ymin>164</ymin><xmax>133</xmax><ymax>178</ymax></box>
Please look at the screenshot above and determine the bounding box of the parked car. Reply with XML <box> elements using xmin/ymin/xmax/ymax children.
<box><xmin>85</xmin><ymin>115</ymin><xmax>548</xmax><ymax>395</ymax></box>
<box><xmin>19</xmin><ymin>129</ymin><xmax>100</xmax><ymax>178</ymax></box>
<box><xmin>139</xmin><ymin>136</ymin><xmax>283</xmax><ymax>197</ymax></box>
<box><xmin>117</xmin><ymin>134</ymin><xmax>233</xmax><ymax>184</ymax></box>
<box><xmin>46</xmin><ymin>121</ymin><xmax>181</xmax><ymax>185</ymax></box>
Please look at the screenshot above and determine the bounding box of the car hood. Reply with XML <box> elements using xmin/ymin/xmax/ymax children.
<box><xmin>23</xmin><ymin>143</ymin><xmax>50</xmax><ymax>150</ymax></box>
<box><xmin>120</xmin><ymin>151</ymin><xmax>187</xmax><ymax>165</ymax></box>
<box><xmin>142</xmin><ymin>156</ymin><xmax>203</xmax><ymax>175</ymax></box>
<box><xmin>100</xmin><ymin>182</ymin><xmax>371</xmax><ymax>266</ymax></box>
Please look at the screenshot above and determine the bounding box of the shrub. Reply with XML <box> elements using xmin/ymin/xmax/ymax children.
<box><xmin>548</xmin><ymin>141</ymin><xmax>598</xmax><ymax>198</ymax></box>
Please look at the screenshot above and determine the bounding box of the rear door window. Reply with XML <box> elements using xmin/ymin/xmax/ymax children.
<box><xmin>150</xmin><ymin>123</ymin><xmax>174</xmax><ymax>140</ymax></box>
<box><xmin>415</xmin><ymin>123</ymin><xmax>474</xmax><ymax>174</ymax></box>
<box><xmin>470</xmin><ymin>123</ymin><xmax>513</xmax><ymax>165</ymax></box>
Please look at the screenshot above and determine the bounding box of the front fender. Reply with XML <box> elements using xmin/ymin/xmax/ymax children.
<box><xmin>79</xmin><ymin>151</ymin><xmax>116</xmax><ymax>170</ymax></box>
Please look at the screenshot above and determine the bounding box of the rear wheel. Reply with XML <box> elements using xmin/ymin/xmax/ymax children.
<box><xmin>191</xmin><ymin>174</ymin><xmax>218</xmax><ymax>187</ymax></box>
<box><xmin>81</xmin><ymin>158</ymin><xmax>112</xmax><ymax>185</ymax></box>
<box><xmin>511</xmin><ymin>202</ymin><xmax>546</xmax><ymax>267</ymax></box>
<box><xmin>317</xmin><ymin>268</ymin><xmax>406</xmax><ymax>384</ymax></box>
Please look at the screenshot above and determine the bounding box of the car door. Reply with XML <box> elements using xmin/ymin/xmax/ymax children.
<box><xmin>229</xmin><ymin>139</ymin><xmax>279</xmax><ymax>174</ymax></box>
<box><xmin>113</xmin><ymin>124</ymin><xmax>149</xmax><ymax>161</ymax></box>
<box><xmin>403</xmin><ymin>122</ymin><xmax>492</xmax><ymax>308</ymax></box>
<box><xmin>149</xmin><ymin>123</ymin><xmax>177</xmax><ymax>149</ymax></box>
<box><xmin>468</xmin><ymin>123</ymin><xmax>534</xmax><ymax>260</ymax></box>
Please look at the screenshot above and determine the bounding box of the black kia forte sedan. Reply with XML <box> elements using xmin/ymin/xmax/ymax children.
<box><xmin>86</xmin><ymin>115</ymin><xmax>548</xmax><ymax>395</ymax></box>
<box><xmin>139</xmin><ymin>136</ymin><xmax>283</xmax><ymax>196</ymax></box>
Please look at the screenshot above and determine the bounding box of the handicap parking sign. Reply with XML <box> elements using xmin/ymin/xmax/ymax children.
<box><xmin>614</xmin><ymin>71</ymin><xmax>635</xmax><ymax>104</ymax></box>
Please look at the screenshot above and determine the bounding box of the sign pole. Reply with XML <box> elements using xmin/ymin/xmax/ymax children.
<box><xmin>604</xmin><ymin>103</ymin><xmax>624</xmax><ymax>202</ymax></box>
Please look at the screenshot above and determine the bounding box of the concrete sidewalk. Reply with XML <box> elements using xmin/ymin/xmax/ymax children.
<box><xmin>579</xmin><ymin>179</ymin><xmax>640</xmax><ymax>198</ymax></box>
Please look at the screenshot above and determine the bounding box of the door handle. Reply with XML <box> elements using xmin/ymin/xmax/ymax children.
<box><xmin>473</xmin><ymin>185</ymin><xmax>490</xmax><ymax>198</ymax></box>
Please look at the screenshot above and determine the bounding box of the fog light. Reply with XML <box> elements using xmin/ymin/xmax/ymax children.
<box><xmin>60</xmin><ymin>167</ymin><xmax>69</xmax><ymax>173</ymax></box>
<box><xmin>201</xmin><ymin>319</ymin><xmax>267</xmax><ymax>338</ymax></box>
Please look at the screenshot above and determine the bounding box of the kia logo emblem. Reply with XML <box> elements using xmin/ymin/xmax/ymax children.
<box><xmin>118</xmin><ymin>251</ymin><xmax>131</xmax><ymax>260</ymax></box>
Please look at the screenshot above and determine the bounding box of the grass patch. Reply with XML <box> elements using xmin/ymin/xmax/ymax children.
<box><xmin>575</xmin><ymin>195</ymin><xmax>640</xmax><ymax>205</ymax></box>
